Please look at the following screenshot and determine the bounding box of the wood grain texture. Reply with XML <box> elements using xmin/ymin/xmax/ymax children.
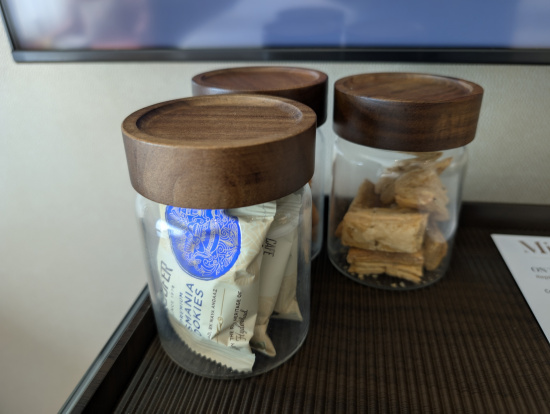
<box><xmin>122</xmin><ymin>94</ymin><xmax>316</xmax><ymax>209</ymax></box>
<box><xmin>333</xmin><ymin>72</ymin><xmax>484</xmax><ymax>151</ymax></box>
<box><xmin>192</xmin><ymin>66</ymin><xmax>328</xmax><ymax>126</ymax></box>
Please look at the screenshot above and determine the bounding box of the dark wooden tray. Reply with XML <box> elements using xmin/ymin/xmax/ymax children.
<box><xmin>61</xmin><ymin>202</ymin><xmax>550</xmax><ymax>413</ymax></box>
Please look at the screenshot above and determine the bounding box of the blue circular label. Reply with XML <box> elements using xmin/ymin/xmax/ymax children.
<box><xmin>165</xmin><ymin>207</ymin><xmax>241</xmax><ymax>280</ymax></box>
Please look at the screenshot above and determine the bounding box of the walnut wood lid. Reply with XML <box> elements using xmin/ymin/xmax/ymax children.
<box><xmin>122</xmin><ymin>94</ymin><xmax>316</xmax><ymax>209</ymax></box>
<box><xmin>333</xmin><ymin>72</ymin><xmax>484</xmax><ymax>151</ymax></box>
<box><xmin>192</xmin><ymin>66</ymin><xmax>328</xmax><ymax>126</ymax></box>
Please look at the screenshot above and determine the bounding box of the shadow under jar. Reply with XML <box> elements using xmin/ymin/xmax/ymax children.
<box><xmin>328</xmin><ymin>72</ymin><xmax>484</xmax><ymax>290</ymax></box>
<box><xmin>191</xmin><ymin>66</ymin><xmax>328</xmax><ymax>260</ymax></box>
<box><xmin>122</xmin><ymin>94</ymin><xmax>316</xmax><ymax>378</ymax></box>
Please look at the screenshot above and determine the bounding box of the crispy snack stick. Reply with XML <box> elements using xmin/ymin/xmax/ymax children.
<box><xmin>341</xmin><ymin>207</ymin><xmax>428</xmax><ymax>253</ymax></box>
<box><xmin>347</xmin><ymin>248</ymin><xmax>424</xmax><ymax>283</ymax></box>
<box><xmin>394</xmin><ymin>168</ymin><xmax>450</xmax><ymax>221</ymax></box>
<box><xmin>392</xmin><ymin>153</ymin><xmax>452</xmax><ymax>175</ymax></box>
<box><xmin>375</xmin><ymin>175</ymin><xmax>398</xmax><ymax>205</ymax></box>
<box><xmin>335</xmin><ymin>180</ymin><xmax>380</xmax><ymax>238</ymax></box>
<box><xmin>374</xmin><ymin>153</ymin><xmax>452</xmax><ymax>205</ymax></box>
<box><xmin>349</xmin><ymin>180</ymin><xmax>381</xmax><ymax>211</ymax></box>
<box><xmin>432</xmin><ymin>157</ymin><xmax>453</xmax><ymax>175</ymax></box>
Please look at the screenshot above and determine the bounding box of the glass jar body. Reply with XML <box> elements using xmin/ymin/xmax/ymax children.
<box><xmin>328</xmin><ymin>138</ymin><xmax>468</xmax><ymax>290</ymax></box>
<box><xmin>310</xmin><ymin>128</ymin><xmax>326</xmax><ymax>259</ymax></box>
<box><xmin>136</xmin><ymin>185</ymin><xmax>312</xmax><ymax>378</ymax></box>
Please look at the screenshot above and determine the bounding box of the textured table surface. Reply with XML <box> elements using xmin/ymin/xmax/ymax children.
<box><xmin>65</xmin><ymin>203</ymin><xmax>550</xmax><ymax>413</ymax></box>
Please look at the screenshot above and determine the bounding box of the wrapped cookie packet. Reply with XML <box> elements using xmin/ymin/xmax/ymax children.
<box><xmin>122</xmin><ymin>94</ymin><xmax>315</xmax><ymax>378</ymax></box>
<box><xmin>329</xmin><ymin>72</ymin><xmax>484</xmax><ymax>290</ymax></box>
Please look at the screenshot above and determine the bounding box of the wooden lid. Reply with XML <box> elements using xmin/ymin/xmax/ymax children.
<box><xmin>192</xmin><ymin>66</ymin><xmax>328</xmax><ymax>126</ymax></box>
<box><xmin>333</xmin><ymin>72</ymin><xmax>484</xmax><ymax>151</ymax></box>
<box><xmin>122</xmin><ymin>94</ymin><xmax>316</xmax><ymax>209</ymax></box>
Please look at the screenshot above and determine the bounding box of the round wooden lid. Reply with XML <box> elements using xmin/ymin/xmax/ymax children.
<box><xmin>122</xmin><ymin>94</ymin><xmax>316</xmax><ymax>209</ymax></box>
<box><xmin>192</xmin><ymin>66</ymin><xmax>328</xmax><ymax>126</ymax></box>
<box><xmin>333</xmin><ymin>72</ymin><xmax>484</xmax><ymax>151</ymax></box>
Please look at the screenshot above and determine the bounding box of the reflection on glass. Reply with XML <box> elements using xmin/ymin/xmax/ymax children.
<box><xmin>3</xmin><ymin>0</ymin><xmax>550</xmax><ymax>50</ymax></box>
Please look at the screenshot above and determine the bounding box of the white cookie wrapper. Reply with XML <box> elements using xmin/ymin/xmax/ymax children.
<box><xmin>251</xmin><ymin>192</ymin><xmax>302</xmax><ymax>357</ymax></box>
<box><xmin>156</xmin><ymin>202</ymin><xmax>276</xmax><ymax>372</ymax></box>
<box><xmin>272</xmin><ymin>229</ymin><xmax>302</xmax><ymax>321</ymax></box>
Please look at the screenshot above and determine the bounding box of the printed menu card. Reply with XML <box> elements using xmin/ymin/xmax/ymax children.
<box><xmin>492</xmin><ymin>234</ymin><xmax>550</xmax><ymax>343</ymax></box>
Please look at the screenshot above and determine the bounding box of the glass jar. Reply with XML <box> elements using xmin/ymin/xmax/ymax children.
<box><xmin>122</xmin><ymin>94</ymin><xmax>316</xmax><ymax>378</ymax></box>
<box><xmin>192</xmin><ymin>66</ymin><xmax>328</xmax><ymax>259</ymax></box>
<box><xmin>328</xmin><ymin>72</ymin><xmax>484</xmax><ymax>290</ymax></box>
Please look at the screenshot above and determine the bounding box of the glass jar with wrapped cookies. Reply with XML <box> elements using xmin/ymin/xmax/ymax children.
<box><xmin>122</xmin><ymin>94</ymin><xmax>316</xmax><ymax>378</ymax></box>
<box><xmin>191</xmin><ymin>66</ymin><xmax>328</xmax><ymax>260</ymax></box>
<box><xmin>328</xmin><ymin>72</ymin><xmax>483</xmax><ymax>290</ymax></box>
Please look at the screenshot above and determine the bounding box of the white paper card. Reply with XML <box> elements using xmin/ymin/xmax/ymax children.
<box><xmin>491</xmin><ymin>234</ymin><xmax>550</xmax><ymax>343</ymax></box>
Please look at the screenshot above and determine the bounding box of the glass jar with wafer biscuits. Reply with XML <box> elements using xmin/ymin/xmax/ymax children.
<box><xmin>328</xmin><ymin>72</ymin><xmax>483</xmax><ymax>290</ymax></box>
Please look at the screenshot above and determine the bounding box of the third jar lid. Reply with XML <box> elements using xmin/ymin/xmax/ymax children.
<box><xmin>122</xmin><ymin>94</ymin><xmax>316</xmax><ymax>209</ymax></box>
<box><xmin>333</xmin><ymin>72</ymin><xmax>484</xmax><ymax>152</ymax></box>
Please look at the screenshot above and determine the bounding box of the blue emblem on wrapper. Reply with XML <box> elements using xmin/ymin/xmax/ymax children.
<box><xmin>165</xmin><ymin>207</ymin><xmax>241</xmax><ymax>280</ymax></box>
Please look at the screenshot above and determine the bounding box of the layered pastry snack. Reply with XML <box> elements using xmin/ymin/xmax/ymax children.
<box><xmin>336</xmin><ymin>152</ymin><xmax>451</xmax><ymax>285</ymax></box>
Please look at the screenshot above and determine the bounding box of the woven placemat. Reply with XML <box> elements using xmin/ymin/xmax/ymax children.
<box><xmin>114</xmin><ymin>225</ymin><xmax>550</xmax><ymax>413</ymax></box>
